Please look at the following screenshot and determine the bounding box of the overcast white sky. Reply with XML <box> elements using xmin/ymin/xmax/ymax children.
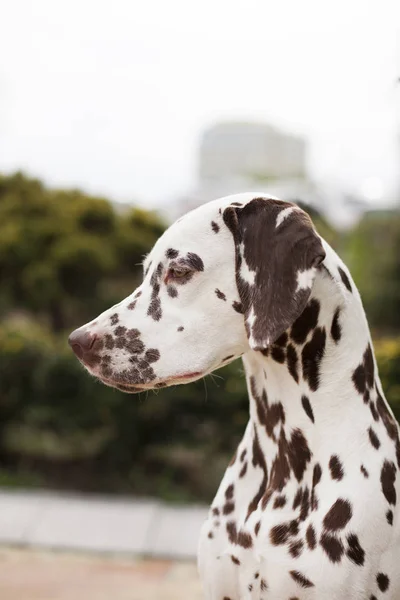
<box><xmin>1</xmin><ymin>0</ymin><xmax>399</xmax><ymax>208</ymax></box>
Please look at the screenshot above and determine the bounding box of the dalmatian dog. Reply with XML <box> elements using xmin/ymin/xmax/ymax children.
<box><xmin>69</xmin><ymin>193</ymin><xmax>400</xmax><ymax>600</ymax></box>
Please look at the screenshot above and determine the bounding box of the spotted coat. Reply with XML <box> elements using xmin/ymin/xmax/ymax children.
<box><xmin>69</xmin><ymin>193</ymin><xmax>400</xmax><ymax>600</ymax></box>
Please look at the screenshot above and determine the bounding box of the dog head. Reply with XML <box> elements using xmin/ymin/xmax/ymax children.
<box><xmin>69</xmin><ymin>194</ymin><xmax>325</xmax><ymax>393</ymax></box>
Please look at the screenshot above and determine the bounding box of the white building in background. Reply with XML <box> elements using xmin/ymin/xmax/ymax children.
<box><xmin>199</xmin><ymin>121</ymin><xmax>306</xmax><ymax>183</ymax></box>
<box><xmin>166</xmin><ymin>120</ymin><xmax>362</xmax><ymax>228</ymax></box>
<box><xmin>170</xmin><ymin>120</ymin><xmax>323</xmax><ymax>221</ymax></box>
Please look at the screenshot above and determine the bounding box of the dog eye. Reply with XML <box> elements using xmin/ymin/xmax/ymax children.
<box><xmin>168</xmin><ymin>267</ymin><xmax>191</xmax><ymax>279</ymax></box>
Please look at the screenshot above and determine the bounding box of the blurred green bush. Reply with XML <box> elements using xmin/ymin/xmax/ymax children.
<box><xmin>0</xmin><ymin>172</ymin><xmax>398</xmax><ymax>503</ymax></box>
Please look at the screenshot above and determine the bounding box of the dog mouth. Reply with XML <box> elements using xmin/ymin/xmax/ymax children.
<box><xmin>98</xmin><ymin>371</ymin><xmax>203</xmax><ymax>394</ymax></box>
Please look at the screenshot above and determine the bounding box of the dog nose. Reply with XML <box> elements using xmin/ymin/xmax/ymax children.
<box><xmin>68</xmin><ymin>329</ymin><xmax>96</xmax><ymax>359</ymax></box>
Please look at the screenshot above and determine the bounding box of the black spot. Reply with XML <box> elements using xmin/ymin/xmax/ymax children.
<box><xmin>291</xmin><ymin>299</ymin><xmax>320</xmax><ymax>345</ymax></box>
<box><xmin>386</xmin><ymin>509</ymin><xmax>393</xmax><ymax>525</ymax></box>
<box><xmin>273</xmin><ymin>495</ymin><xmax>287</xmax><ymax>509</ymax></box>
<box><xmin>338</xmin><ymin>266</ymin><xmax>352</xmax><ymax>292</ymax></box>
<box><xmin>110</xmin><ymin>313</ymin><xmax>119</xmax><ymax>325</ymax></box>
<box><xmin>288</xmin><ymin>429</ymin><xmax>312</xmax><ymax>482</ymax></box>
<box><xmin>114</xmin><ymin>326</ymin><xmax>127</xmax><ymax>336</ymax></box>
<box><xmin>301</xmin><ymin>395</ymin><xmax>314</xmax><ymax>423</ymax></box>
<box><xmin>237</xmin><ymin>530</ymin><xmax>253</xmax><ymax>548</ymax></box>
<box><xmin>368</xmin><ymin>427</ymin><xmax>380</xmax><ymax>449</ymax></box>
<box><xmin>346</xmin><ymin>533</ymin><xmax>365</xmax><ymax>566</ymax></box>
<box><xmin>186</xmin><ymin>252</ymin><xmax>204</xmax><ymax>271</ymax></box>
<box><xmin>329</xmin><ymin>455</ymin><xmax>344</xmax><ymax>481</ymax></box>
<box><xmin>381</xmin><ymin>460</ymin><xmax>397</xmax><ymax>505</ymax></box>
<box><xmin>377</xmin><ymin>573</ymin><xmax>390</xmax><ymax>592</ymax></box>
<box><xmin>289</xmin><ymin>540</ymin><xmax>304</xmax><ymax>558</ymax></box>
<box><xmin>331</xmin><ymin>308</ymin><xmax>342</xmax><ymax>343</ymax></box>
<box><xmin>302</xmin><ymin>327</ymin><xmax>326</xmax><ymax>391</ymax></box>
<box><xmin>361</xmin><ymin>464</ymin><xmax>369</xmax><ymax>478</ymax></box>
<box><xmin>306</xmin><ymin>524</ymin><xmax>316</xmax><ymax>550</ymax></box>
<box><xmin>231</xmin><ymin>555</ymin><xmax>240</xmax><ymax>565</ymax></box>
<box><xmin>320</xmin><ymin>532</ymin><xmax>345</xmax><ymax>563</ymax></box>
<box><xmin>177</xmin><ymin>326</ymin><xmax>184</xmax><ymax>332</ymax></box>
<box><xmin>167</xmin><ymin>285</ymin><xmax>178</xmax><ymax>298</ymax></box>
<box><xmin>232</xmin><ymin>300</ymin><xmax>244</xmax><ymax>314</ymax></box>
<box><xmin>271</xmin><ymin>346</ymin><xmax>285</xmax><ymax>363</ymax></box>
<box><xmin>223</xmin><ymin>502</ymin><xmax>235</xmax><ymax>515</ymax></box>
<box><xmin>289</xmin><ymin>570</ymin><xmax>314</xmax><ymax>588</ymax></box>
<box><xmin>166</xmin><ymin>248</ymin><xmax>179</xmax><ymax>259</ymax></box>
<box><xmin>147</xmin><ymin>297</ymin><xmax>162</xmax><ymax>321</ymax></box>
<box><xmin>287</xmin><ymin>344</ymin><xmax>299</xmax><ymax>383</ymax></box>
<box><xmin>211</xmin><ymin>221</ymin><xmax>220</xmax><ymax>233</ymax></box>
<box><xmin>215</xmin><ymin>288</ymin><xmax>227</xmax><ymax>301</ymax></box>
<box><xmin>145</xmin><ymin>349</ymin><xmax>160</xmax><ymax>363</ymax></box>
<box><xmin>275</xmin><ymin>332</ymin><xmax>288</xmax><ymax>347</ymax></box>
<box><xmin>323</xmin><ymin>498</ymin><xmax>352</xmax><ymax>531</ymax></box>
<box><xmin>352</xmin><ymin>344</ymin><xmax>375</xmax><ymax>395</ymax></box>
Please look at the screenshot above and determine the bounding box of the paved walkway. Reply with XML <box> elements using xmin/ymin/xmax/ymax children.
<box><xmin>0</xmin><ymin>548</ymin><xmax>203</xmax><ymax>600</ymax></box>
<box><xmin>0</xmin><ymin>489</ymin><xmax>208</xmax><ymax>559</ymax></box>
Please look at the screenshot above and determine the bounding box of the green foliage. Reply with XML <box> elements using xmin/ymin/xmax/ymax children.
<box><xmin>0</xmin><ymin>171</ymin><xmax>398</xmax><ymax>502</ymax></box>
<box><xmin>344</xmin><ymin>211</ymin><xmax>400</xmax><ymax>333</ymax></box>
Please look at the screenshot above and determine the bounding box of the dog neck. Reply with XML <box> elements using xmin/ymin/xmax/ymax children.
<box><xmin>240</xmin><ymin>244</ymin><xmax>384</xmax><ymax>499</ymax></box>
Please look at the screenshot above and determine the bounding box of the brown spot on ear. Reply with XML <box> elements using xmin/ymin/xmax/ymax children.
<box><xmin>338</xmin><ymin>266</ymin><xmax>352</xmax><ymax>292</ymax></box>
<box><xmin>223</xmin><ymin>198</ymin><xmax>325</xmax><ymax>349</ymax></box>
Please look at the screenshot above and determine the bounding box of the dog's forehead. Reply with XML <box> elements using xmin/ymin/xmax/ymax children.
<box><xmin>145</xmin><ymin>193</ymin><xmax>283</xmax><ymax>270</ymax></box>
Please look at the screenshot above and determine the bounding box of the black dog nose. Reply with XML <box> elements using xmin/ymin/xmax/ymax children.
<box><xmin>68</xmin><ymin>329</ymin><xmax>96</xmax><ymax>359</ymax></box>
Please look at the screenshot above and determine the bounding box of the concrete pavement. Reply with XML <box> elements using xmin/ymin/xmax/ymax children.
<box><xmin>0</xmin><ymin>489</ymin><xmax>208</xmax><ymax>559</ymax></box>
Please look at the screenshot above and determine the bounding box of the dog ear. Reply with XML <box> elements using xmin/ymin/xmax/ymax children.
<box><xmin>223</xmin><ymin>197</ymin><xmax>326</xmax><ymax>350</ymax></box>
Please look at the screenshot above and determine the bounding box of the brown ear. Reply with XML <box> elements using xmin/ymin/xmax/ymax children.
<box><xmin>223</xmin><ymin>197</ymin><xmax>326</xmax><ymax>350</ymax></box>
